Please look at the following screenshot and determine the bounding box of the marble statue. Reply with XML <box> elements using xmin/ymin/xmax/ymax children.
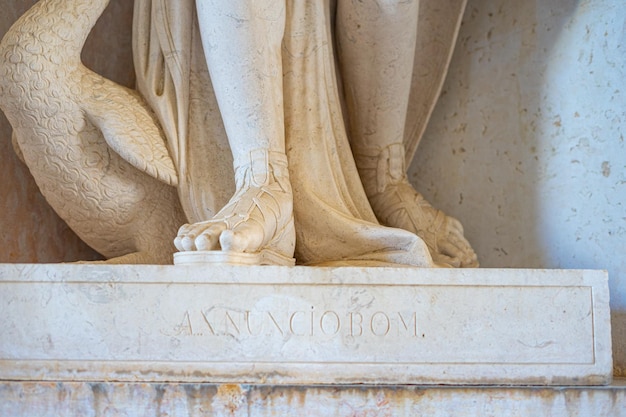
<box><xmin>0</xmin><ymin>0</ymin><xmax>478</xmax><ymax>267</ymax></box>
<box><xmin>0</xmin><ymin>0</ymin><xmax>186</xmax><ymax>264</ymax></box>
<box><xmin>135</xmin><ymin>0</ymin><xmax>478</xmax><ymax>268</ymax></box>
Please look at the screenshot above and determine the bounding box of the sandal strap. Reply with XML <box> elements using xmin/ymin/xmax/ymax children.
<box><xmin>353</xmin><ymin>144</ymin><xmax>406</xmax><ymax>193</ymax></box>
<box><xmin>370</xmin><ymin>182</ymin><xmax>446</xmax><ymax>253</ymax></box>
<box><xmin>234</xmin><ymin>149</ymin><xmax>289</xmax><ymax>188</ymax></box>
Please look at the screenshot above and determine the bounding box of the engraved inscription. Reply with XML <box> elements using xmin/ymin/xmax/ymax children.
<box><xmin>172</xmin><ymin>307</ymin><xmax>418</xmax><ymax>338</ymax></box>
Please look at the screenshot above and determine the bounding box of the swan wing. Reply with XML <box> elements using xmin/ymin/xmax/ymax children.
<box><xmin>82</xmin><ymin>73</ymin><xmax>178</xmax><ymax>186</ymax></box>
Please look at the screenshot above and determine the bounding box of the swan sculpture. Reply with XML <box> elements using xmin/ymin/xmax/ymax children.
<box><xmin>0</xmin><ymin>0</ymin><xmax>186</xmax><ymax>263</ymax></box>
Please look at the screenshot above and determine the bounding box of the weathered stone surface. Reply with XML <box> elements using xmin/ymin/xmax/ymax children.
<box><xmin>1</xmin><ymin>381</ymin><xmax>625</xmax><ymax>417</ymax></box>
<box><xmin>0</xmin><ymin>265</ymin><xmax>612</xmax><ymax>385</ymax></box>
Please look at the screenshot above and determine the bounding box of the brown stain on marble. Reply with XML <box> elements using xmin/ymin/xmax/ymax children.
<box><xmin>214</xmin><ymin>384</ymin><xmax>247</xmax><ymax>415</ymax></box>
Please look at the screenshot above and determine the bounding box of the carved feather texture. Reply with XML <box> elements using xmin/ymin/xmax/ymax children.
<box><xmin>1</xmin><ymin>0</ymin><xmax>178</xmax><ymax>187</ymax></box>
<box><xmin>83</xmin><ymin>72</ymin><xmax>178</xmax><ymax>186</ymax></box>
<box><xmin>0</xmin><ymin>0</ymin><xmax>184</xmax><ymax>262</ymax></box>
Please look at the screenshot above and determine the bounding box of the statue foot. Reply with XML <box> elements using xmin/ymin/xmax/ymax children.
<box><xmin>174</xmin><ymin>150</ymin><xmax>295</xmax><ymax>266</ymax></box>
<box><xmin>355</xmin><ymin>144</ymin><xmax>479</xmax><ymax>268</ymax></box>
<box><xmin>369</xmin><ymin>180</ymin><xmax>478</xmax><ymax>267</ymax></box>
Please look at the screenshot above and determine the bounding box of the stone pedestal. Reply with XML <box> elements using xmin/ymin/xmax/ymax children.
<box><xmin>0</xmin><ymin>264</ymin><xmax>612</xmax><ymax>385</ymax></box>
<box><xmin>1</xmin><ymin>381</ymin><xmax>625</xmax><ymax>416</ymax></box>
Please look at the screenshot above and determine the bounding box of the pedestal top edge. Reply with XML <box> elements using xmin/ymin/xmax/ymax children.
<box><xmin>0</xmin><ymin>263</ymin><xmax>608</xmax><ymax>287</ymax></box>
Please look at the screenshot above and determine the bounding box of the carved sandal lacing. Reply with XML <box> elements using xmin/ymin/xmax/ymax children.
<box><xmin>174</xmin><ymin>149</ymin><xmax>295</xmax><ymax>266</ymax></box>
<box><xmin>354</xmin><ymin>144</ymin><xmax>446</xmax><ymax>256</ymax></box>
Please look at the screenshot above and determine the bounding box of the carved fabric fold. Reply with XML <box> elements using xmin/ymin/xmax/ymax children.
<box><xmin>133</xmin><ymin>0</ymin><xmax>465</xmax><ymax>265</ymax></box>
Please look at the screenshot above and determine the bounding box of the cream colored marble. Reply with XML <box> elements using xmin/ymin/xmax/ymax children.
<box><xmin>0</xmin><ymin>0</ymin><xmax>186</xmax><ymax>264</ymax></box>
<box><xmin>0</xmin><ymin>0</ymin><xmax>480</xmax><ymax>267</ymax></box>
<box><xmin>2</xmin><ymin>381</ymin><xmax>626</xmax><ymax>417</ymax></box>
<box><xmin>0</xmin><ymin>0</ymin><xmax>112</xmax><ymax>264</ymax></box>
<box><xmin>409</xmin><ymin>0</ymin><xmax>626</xmax><ymax>375</ymax></box>
<box><xmin>2</xmin><ymin>0</ymin><xmax>625</xmax><ymax>378</ymax></box>
<box><xmin>137</xmin><ymin>0</ymin><xmax>476</xmax><ymax>267</ymax></box>
<box><xmin>0</xmin><ymin>265</ymin><xmax>612</xmax><ymax>385</ymax></box>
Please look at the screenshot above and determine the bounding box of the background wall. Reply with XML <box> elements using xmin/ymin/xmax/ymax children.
<box><xmin>410</xmin><ymin>0</ymin><xmax>625</xmax><ymax>374</ymax></box>
<box><xmin>1</xmin><ymin>0</ymin><xmax>624</xmax><ymax>374</ymax></box>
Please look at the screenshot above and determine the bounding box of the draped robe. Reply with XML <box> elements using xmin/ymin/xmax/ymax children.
<box><xmin>132</xmin><ymin>0</ymin><xmax>466</xmax><ymax>265</ymax></box>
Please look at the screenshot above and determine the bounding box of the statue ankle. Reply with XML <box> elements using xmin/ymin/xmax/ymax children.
<box><xmin>353</xmin><ymin>143</ymin><xmax>407</xmax><ymax>196</ymax></box>
<box><xmin>234</xmin><ymin>149</ymin><xmax>291</xmax><ymax>191</ymax></box>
